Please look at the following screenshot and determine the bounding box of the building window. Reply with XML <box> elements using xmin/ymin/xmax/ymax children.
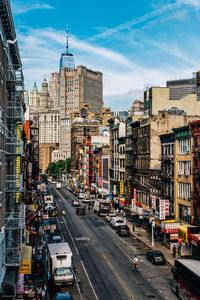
<box><xmin>178</xmin><ymin>161</ymin><xmax>191</xmax><ymax>176</ymax></box>
<box><xmin>178</xmin><ymin>138</ymin><xmax>191</xmax><ymax>154</ymax></box>
<box><xmin>178</xmin><ymin>182</ymin><xmax>191</xmax><ymax>200</ymax></box>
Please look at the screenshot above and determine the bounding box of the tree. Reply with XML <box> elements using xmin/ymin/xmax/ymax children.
<box><xmin>46</xmin><ymin>158</ymin><xmax>71</xmax><ymax>176</ymax></box>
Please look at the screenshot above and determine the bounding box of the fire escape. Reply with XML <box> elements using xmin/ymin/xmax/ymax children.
<box><xmin>5</xmin><ymin>64</ymin><xmax>24</xmax><ymax>267</ymax></box>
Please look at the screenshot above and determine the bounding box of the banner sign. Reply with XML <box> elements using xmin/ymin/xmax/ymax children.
<box><xmin>165</xmin><ymin>200</ymin><xmax>169</xmax><ymax>216</ymax></box>
<box><xmin>152</xmin><ymin>196</ymin><xmax>156</xmax><ymax>209</ymax></box>
<box><xmin>159</xmin><ymin>199</ymin><xmax>165</xmax><ymax>220</ymax></box>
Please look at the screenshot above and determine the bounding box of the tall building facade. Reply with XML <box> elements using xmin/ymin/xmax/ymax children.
<box><xmin>29</xmin><ymin>75</ymin><xmax>60</xmax><ymax>173</ymax></box>
<box><xmin>60</xmin><ymin>65</ymin><xmax>103</xmax><ymax>157</ymax></box>
<box><xmin>0</xmin><ymin>0</ymin><xmax>25</xmax><ymax>296</ymax></box>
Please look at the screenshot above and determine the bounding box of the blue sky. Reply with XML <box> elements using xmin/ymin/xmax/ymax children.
<box><xmin>10</xmin><ymin>0</ymin><xmax>200</xmax><ymax>110</ymax></box>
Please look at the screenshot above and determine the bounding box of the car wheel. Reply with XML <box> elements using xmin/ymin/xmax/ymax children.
<box><xmin>151</xmin><ymin>259</ymin><xmax>154</xmax><ymax>264</ymax></box>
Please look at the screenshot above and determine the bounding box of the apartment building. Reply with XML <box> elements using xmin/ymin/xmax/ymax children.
<box><xmin>173</xmin><ymin>125</ymin><xmax>193</xmax><ymax>224</ymax></box>
<box><xmin>0</xmin><ymin>0</ymin><xmax>25</xmax><ymax>296</ymax></box>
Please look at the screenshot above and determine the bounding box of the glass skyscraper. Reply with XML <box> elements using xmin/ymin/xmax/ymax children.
<box><xmin>59</xmin><ymin>27</ymin><xmax>75</xmax><ymax>73</ymax></box>
<box><xmin>59</xmin><ymin>52</ymin><xmax>75</xmax><ymax>73</ymax></box>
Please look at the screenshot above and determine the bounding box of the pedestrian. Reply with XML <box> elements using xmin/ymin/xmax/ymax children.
<box><xmin>132</xmin><ymin>221</ymin><xmax>135</xmax><ymax>232</ymax></box>
<box><xmin>172</xmin><ymin>245</ymin><xmax>176</xmax><ymax>258</ymax></box>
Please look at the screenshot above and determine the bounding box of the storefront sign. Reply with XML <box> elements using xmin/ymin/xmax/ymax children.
<box><xmin>165</xmin><ymin>200</ymin><xmax>169</xmax><ymax>216</ymax></box>
<box><xmin>170</xmin><ymin>233</ymin><xmax>178</xmax><ymax>240</ymax></box>
<box><xmin>113</xmin><ymin>185</ymin><xmax>116</xmax><ymax>195</ymax></box>
<box><xmin>190</xmin><ymin>233</ymin><xmax>200</xmax><ymax>247</ymax></box>
<box><xmin>119</xmin><ymin>197</ymin><xmax>125</xmax><ymax>207</ymax></box>
<box><xmin>152</xmin><ymin>196</ymin><xmax>156</xmax><ymax>209</ymax></box>
<box><xmin>159</xmin><ymin>199</ymin><xmax>165</xmax><ymax>220</ymax></box>
<box><xmin>132</xmin><ymin>198</ymin><xmax>136</xmax><ymax>212</ymax></box>
<box><xmin>120</xmin><ymin>182</ymin><xmax>124</xmax><ymax>195</ymax></box>
<box><xmin>181</xmin><ymin>242</ymin><xmax>193</xmax><ymax>256</ymax></box>
<box><xmin>161</xmin><ymin>222</ymin><xmax>180</xmax><ymax>233</ymax></box>
<box><xmin>133</xmin><ymin>188</ymin><xmax>137</xmax><ymax>200</ymax></box>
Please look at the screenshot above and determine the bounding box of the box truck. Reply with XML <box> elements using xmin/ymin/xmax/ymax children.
<box><xmin>47</xmin><ymin>243</ymin><xmax>74</xmax><ymax>286</ymax></box>
<box><xmin>93</xmin><ymin>199</ymin><xmax>111</xmax><ymax>216</ymax></box>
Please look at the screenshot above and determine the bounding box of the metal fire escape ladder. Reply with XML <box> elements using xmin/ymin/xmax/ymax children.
<box><xmin>5</xmin><ymin>65</ymin><xmax>24</xmax><ymax>267</ymax></box>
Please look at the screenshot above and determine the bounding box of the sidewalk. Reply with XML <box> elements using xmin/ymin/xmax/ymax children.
<box><xmin>127</xmin><ymin>220</ymin><xmax>176</xmax><ymax>266</ymax></box>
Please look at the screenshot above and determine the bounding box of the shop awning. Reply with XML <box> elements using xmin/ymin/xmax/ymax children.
<box><xmin>19</xmin><ymin>244</ymin><xmax>32</xmax><ymax>274</ymax></box>
<box><xmin>178</xmin><ymin>224</ymin><xmax>189</xmax><ymax>243</ymax></box>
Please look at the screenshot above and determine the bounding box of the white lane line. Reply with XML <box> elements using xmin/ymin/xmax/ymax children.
<box><xmin>49</xmin><ymin>188</ymin><xmax>83</xmax><ymax>300</ymax></box>
<box><xmin>54</xmin><ymin>188</ymin><xmax>98</xmax><ymax>300</ymax></box>
<box><xmin>94</xmin><ymin>213</ymin><xmax>150</xmax><ymax>267</ymax></box>
<box><xmin>62</xmin><ymin>214</ymin><xmax>98</xmax><ymax>300</ymax></box>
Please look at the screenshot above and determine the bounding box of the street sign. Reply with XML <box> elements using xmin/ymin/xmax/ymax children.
<box><xmin>152</xmin><ymin>196</ymin><xmax>156</xmax><ymax>209</ymax></box>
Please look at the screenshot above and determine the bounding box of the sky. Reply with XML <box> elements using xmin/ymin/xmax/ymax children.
<box><xmin>10</xmin><ymin>0</ymin><xmax>200</xmax><ymax>110</ymax></box>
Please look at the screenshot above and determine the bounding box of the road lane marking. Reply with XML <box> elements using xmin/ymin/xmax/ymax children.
<box><xmin>74</xmin><ymin>237</ymin><xmax>90</xmax><ymax>241</ymax></box>
<box><xmin>49</xmin><ymin>187</ymin><xmax>83</xmax><ymax>300</ymax></box>
<box><xmin>102</xmin><ymin>253</ymin><xmax>136</xmax><ymax>300</ymax></box>
<box><xmin>54</xmin><ymin>188</ymin><xmax>98</xmax><ymax>300</ymax></box>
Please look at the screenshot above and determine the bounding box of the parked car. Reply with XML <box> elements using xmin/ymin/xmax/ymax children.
<box><xmin>55</xmin><ymin>292</ymin><xmax>73</xmax><ymax>300</ymax></box>
<box><xmin>72</xmin><ymin>199</ymin><xmax>80</xmax><ymax>206</ymax></box>
<box><xmin>110</xmin><ymin>217</ymin><xmax>126</xmax><ymax>229</ymax></box>
<box><xmin>78</xmin><ymin>193</ymin><xmax>85</xmax><ymax>199</ymax></box>
<box><xmin>76</xmin><ymin>207</ymin><xmax>85</xmax><ymax>215</ymax></box>
<box><xmin>116</xmin><ymin>225</ymin><xmax>130</xmax><ymax>236</ymax></box>
<box><xmin>105</xmin><ymin>213</ymin><xmax>116</xmax><ymax>222</ymax></box>
<box><xmin>146</xmin><ymin>250</ymin><xmax>166</xmax><ymax>265</ymax></box>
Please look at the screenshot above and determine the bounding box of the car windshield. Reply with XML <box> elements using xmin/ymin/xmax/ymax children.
<box><xmin>154</xmin><ymin>251</ymin><xmax>164</xmax><ymax>257</ymax></box>
<box><xmin>55</xmin><ymin>267</ymin><xmax>72</xmax><ymax>276</ymax></box>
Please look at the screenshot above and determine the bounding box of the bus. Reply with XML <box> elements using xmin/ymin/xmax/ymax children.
<box><xmin>171</xmin><ymin>259</ymin><xmax>200</xmax><ymax>299</ymax></box>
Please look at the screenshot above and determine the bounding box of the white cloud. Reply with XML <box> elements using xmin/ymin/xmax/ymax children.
<box><xmin>178</xmin><ymin>0</ymin><xmax>200</xmax><ymax>7</ymax></box>
<box><xmin>11</xmin><ymin>1</ymin><xmax>54</xmax><ymax>15</ymax></box>
<box><xmin>17</xmin><ymin>26</ymin><xmax>199</xmax><ymax>110</ymax></box>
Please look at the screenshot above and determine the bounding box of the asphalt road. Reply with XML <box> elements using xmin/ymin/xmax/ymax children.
<box><xmin>49</xmin><ymin>186</ymin><xmax>178</xmax><ymax>300</ymax></box>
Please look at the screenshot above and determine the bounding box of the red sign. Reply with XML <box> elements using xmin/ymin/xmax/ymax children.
<box><xmin>159</xmin><ymin>199</ymin><xmax>165</xmax><ymax>220</ymax></box>
<box><xmin>161</xmin><ymin>222</ymin><xmax>180</xmax><ymax>233</ymax></box>
<box><xmin>165</xmin><ymin>200</ymin><xmax>169</xmax><ymax>216</ymax></box>
<box><xmin>152</xmin><ymin>196</ymin><xmax>156</xmax><ymax>209</ymax></box>
<box><xmin>133</xmin><ymin>188</ymin><xmax>137</xmax><ymax>201</ymax></box>
<box><xmin>119</xmin><ymin>197</ymin><xmax>125</xmax><ymax>207</ymax></box>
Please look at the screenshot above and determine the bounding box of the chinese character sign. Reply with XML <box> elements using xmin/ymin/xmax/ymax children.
<box><xmin>165</xmin><ymin>200</ymin><xmax>169</xmax><ymax>216</ymax></box>
<box><xmin>152</xmin><ymin>196</ymin><xmax>156</xmax><ymax>209</ymax></box>
<box><xmin>132</xmin><ymin>198</ymin><xmax>136</xmax><ymax>212</ymax></box>
<box><xmin>120</xmin><ymin>182</ymin><xmax>124</xmax><ymax>195</ymax></box>
<box><xmin>159</xmin><ymin>199</ymin><xmax>165</xmax><ymax>220</ymax></box>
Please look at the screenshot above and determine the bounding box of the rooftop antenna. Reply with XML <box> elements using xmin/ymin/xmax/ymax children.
<box><xmin>66</xmin><ymin>25</ymin><xmax>69</xmax><ymax>55</ymax></box>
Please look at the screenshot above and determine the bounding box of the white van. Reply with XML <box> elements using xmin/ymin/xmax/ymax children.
<box><xmin>110</xmin><ymin>217</ymin><xmax>126</xmax><ymax>229</ymax></box>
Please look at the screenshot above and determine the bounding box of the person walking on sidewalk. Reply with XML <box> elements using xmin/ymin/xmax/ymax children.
<box><xmin>172</xmin><ymin>245</ymin><xmax>176</xmax><ymax>258</ymax></box>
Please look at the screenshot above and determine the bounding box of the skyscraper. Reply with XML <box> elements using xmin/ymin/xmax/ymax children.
<box><xmin>59</xmin><ymin>26</ymin><xmax>75</xmax><ymax>73</ymax></box>
<box><xmin>59</xmin><ymin>65</ymin><xmax>103</xmax><ymax>157</ymax></box>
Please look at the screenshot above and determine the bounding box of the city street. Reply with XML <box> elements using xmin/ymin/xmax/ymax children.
<box><xmin>49</xmin><ymin>186</ymin><xmax>178</xmax><ymax>300</ymax></box>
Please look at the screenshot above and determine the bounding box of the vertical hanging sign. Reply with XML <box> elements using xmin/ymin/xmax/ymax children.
<box><xmin>152</xmin><ymin>196</ymin><xmax>156</xmax><ymax>210</ymax></box>
<box><xmin>159</xmin><ymin>199</ymin><xmax>166</xmax><ymax>220</ymax></box>
<box><xmin>165</xmin><ymin>200</ymin><xmax>169</xmax><ymax>216</ymax></box>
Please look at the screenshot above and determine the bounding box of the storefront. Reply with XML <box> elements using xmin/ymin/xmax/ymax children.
<box><xmin>19</xmin><ymin>244</ymin><xmax>32</xmax><ymax>275</ymax></box>
<box><xmin>161</xmin><ymin>220</ymin><xmax>180</xmax><ymax>249</ymax></box>
<box><xmin>188</xmin><ymin>226</ymin><xmax>200</xmax><ymax>258</ymax></box>
<box><xmin>178</xmin><ymin>225</ymin><xmax>192</xmax><ymax>257</ymax></box>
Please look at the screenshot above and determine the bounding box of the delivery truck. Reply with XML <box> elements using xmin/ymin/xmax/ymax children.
<box><xmin>44</xmin><ymin>194</ymin><xmax>54</xmax><ymax>205</ymax></box>
<box><xmin>93</xmin><ymin>199</ymin><xmax>111</xmax><ymax>216</ymax></box>
<box><xmin>47</xmin><ymin>243</ymin><xmax>74</xmax><ymax>287</ymax></box>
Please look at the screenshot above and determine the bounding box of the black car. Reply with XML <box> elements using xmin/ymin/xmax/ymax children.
<box><xmin>76</xmin><ymin>207</ymin><xmax>85</xmax><ymax>215</ymax></box>
<box><xmin>116</xmin><ymin>225</ymin><xmax>130</xmax><ymax>236</ymax></box>
<box><xmin>146</xmin><ymin>250</ymin><xmax>166</xmax><ymax>265</ymax></box>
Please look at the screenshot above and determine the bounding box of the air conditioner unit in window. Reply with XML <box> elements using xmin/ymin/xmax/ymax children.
<box><xmin>185</xmin><ymin>171</ymin><xmax>190</xmax><ymax>176</ymax></box>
